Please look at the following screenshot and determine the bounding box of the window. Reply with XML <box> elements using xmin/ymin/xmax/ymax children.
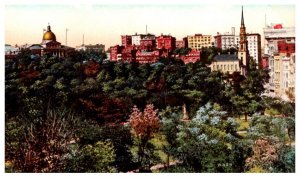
<box><xmin>231</xmin><ymin>64</ymin><xmax>233</xmax><ymax>70</ymax></box>
<box><xmin>235</xmin><ymin>64</ymin><xmax>237</xmax><ymax>70</ymax></box>
<box><xmin>217</xmin><ymin>65</ymin><xmax>219</xmax><ymax>69</ymax></box>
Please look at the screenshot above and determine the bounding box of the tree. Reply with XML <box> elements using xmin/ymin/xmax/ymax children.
<box><xmin>129</xmin><ymin>104</ymin><xmax>160</xmax><ymax>169</ymax></box>
<box><xmin>246</xmin><ymin>114</ymin><xmax>295</xmax><ymax>172</ymax></box>
<box><xmin>175</xmin><ymin>103</ymin><xmax>245</xmax><ymax>172</ymax></box>
<box><xmin>160</xmin><ymin>106</ymin><xmax>182</xmax><ymax>166</ymax></box>
<box><xmin>5</xmin><ymin>107</ymin><xmax>80</xmax><ymax>172</ymax></box>
<box><xmin>64</xmin><ymin>141</ymin><xmax>116</xmax><ymax>172</ymax></box>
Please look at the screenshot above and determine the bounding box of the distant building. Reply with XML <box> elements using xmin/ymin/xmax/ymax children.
<box><xmin>187</xmin><ymin>34</ymin><xmax>213</xmax><ymax>51</ymax></box>
<box><xmin>210</xmin><ymin>7</ymin><xmax>249</xmax><ymax>76</ymax></box>
<box><xmin>263</xmin><ymin>23</ymin><xmax>295</xmax><ymax>100</ymax></box>
<box><xmin>272</xmin><ymin>53</ymin><xmax>295</xmax><ymax>101</ymax></box>
<box><xmin>5</xmin><ymin>44</ymin><xmax>19</xmax><ymax>54</ymax></box>
<box><xmin>131</xmin><ymin>33</ymin><xmax>155</xmax><ymax>46</ymax></box>
<box><xmin>176</xmin><ymin>37</ymin><xmax>188</xmax><ymax>48</ymax></box>
<box><xmin>180</xmin><ymin>49</ymin><xmax>200</xmax><ymax>64</ymax></box>
<box><xmin>135</xmin><ymin>50</ymin><xmax>160</xmax><ymax>64</ymax></box>
<box><xmin>235</xmin><ymin>33</ymin><xmax>261</xmax><ymax>67</ymax></box>
<box><xmin>211</xmin><ymin>53</ymin><xmax>241</xmax><ymax>74</ymax></box>
<box><xmin>76</xmin><ymin>44</ymin><xmax>105</xmax><ymax>52</ymax></box>
<box><xmin>121</xmin><ymin>35</ymin><xmax>132</xmax><ymax>47</ymax></box>
<box><xmin>156</xmin><ymin>34</ymin><xmax>176</xmax><ymax>51</ymax></box>
<box><xmin>214</xmin><ymin>29</ymin><xmax>236</xmax><ymax>49</ymax></box>
<box><xmin>40</xmin><ymin>24</ymin><xmax>75</xmax><ymax>57</ymax></box>
<box><xmin>215</xmin><ymin>31</ymin><xmax>261</xmax><ymax>67</ymax></box>
<box><xmin>110</xmin><ymin>45</ymin><xmax>124</xmax><ymax>61</ymax></box>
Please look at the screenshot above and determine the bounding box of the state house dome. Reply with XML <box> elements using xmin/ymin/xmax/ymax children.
<box><xmin>43</xmin><ymin>24</ymin><xmax>56</xmax><ymax>41</ymax></box>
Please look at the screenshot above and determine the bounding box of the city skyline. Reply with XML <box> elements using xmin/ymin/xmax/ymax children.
<box><xmin>5</xmin><ymin>4</ymin><xmax>295</xmax><ymax>49</ymax></box>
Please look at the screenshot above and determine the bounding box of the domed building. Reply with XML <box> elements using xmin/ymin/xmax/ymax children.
<box><xmin>30</xmin><ymin>23</ymin><xmax>75</xmax><ymax>57</ymax></box>
<box><xmin>42</xmin><ymin>24</ymin><xmax>56</xmax><ymax>44</ymax></box>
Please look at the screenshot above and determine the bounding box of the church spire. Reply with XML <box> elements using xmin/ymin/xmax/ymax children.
<box><xmin>241</xmin><ymin>6</ymin><xmax>244</xmax><ymax>26</ymax></box>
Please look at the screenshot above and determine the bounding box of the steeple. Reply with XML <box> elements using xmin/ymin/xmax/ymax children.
<box><xmin>241</xmin><ymin>6</ymin><xmax>244</xmax><ymax>26</ymax></box>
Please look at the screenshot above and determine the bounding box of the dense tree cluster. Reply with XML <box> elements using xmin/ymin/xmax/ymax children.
<box><xmin>5</xmin><ymin>48</ymin><xmax>294</xmax><ymax>173</ymax></box>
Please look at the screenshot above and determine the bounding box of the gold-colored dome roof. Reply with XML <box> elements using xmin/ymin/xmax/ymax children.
<box><xmin>43</xmin><ymin>24</ymin><xmax>56</xmax><ymax>41</ymax></box>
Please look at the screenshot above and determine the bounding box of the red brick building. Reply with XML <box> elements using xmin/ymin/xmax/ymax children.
<box><xmin>121</xmin><ymin>35</ymin><xmax>132</xmax><ymax>47</ymax></box>
<box><xmin>110</xmin><ymin>45</ymin><xmax>124</xmax><ymax>61</ymax></box>
<box><xmin>261</xmin><ymin>56</ymin><xmax>269</xmax><ymax>69</ymax></box>
<box><xmin>180</xmin><ymin>50</ymin><xmax>200</xmax><ymax>64</ymax></box>
<box><xmin>135</xmin><ymin>50</ymin><xmax>160</xmax><ymax>63</ymax></box>
<box><xmin>277</xmin><ymin>40</ymin><xmax>295</xmax><ymax>54</ymax></box>
<box><xmin>140</xmin><ymin>39</ymin><xmax>156</xmax><ymax>51</ymax></box>
<box><xmin>156</xmin><ymin>34</ymin><xmax>176</xmax><ymax>51</ymax></box>
<box><xmin>121</xmin><ymin>45</ymin><xmax>137</xmax><ymax>62</ymax></box>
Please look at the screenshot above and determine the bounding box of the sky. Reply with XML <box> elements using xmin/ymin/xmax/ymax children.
<box><xmin>4</xmin><ymin>1</ymin><xmax>295</xmax><ymax>50</ymax></box>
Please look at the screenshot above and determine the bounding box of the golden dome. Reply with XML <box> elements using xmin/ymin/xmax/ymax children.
<box><xmin>43</xmin><ymin>24</ymin><xmax>56</xmax><ymax>41</ymax></box>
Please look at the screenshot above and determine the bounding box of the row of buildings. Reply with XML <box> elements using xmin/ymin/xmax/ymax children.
<box><xmin>262</xmin><ymin>24</ymin><xmax>295</xmax><ymax>101</ymax></box>
<box><xmin>5</xmin><ymin>7</ymin><xmax>295</xmax><ymax>102</ymax></box>
<box><xmin>109</xmin><ymin>33</ymin><xmax>200</xmax><ymax>64</ymax></box>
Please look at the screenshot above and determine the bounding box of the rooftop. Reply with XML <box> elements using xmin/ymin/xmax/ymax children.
<box><xmin>213</xmin><ymin>54</ymin><xmax>239</xmax><ymax>61</ymax></box>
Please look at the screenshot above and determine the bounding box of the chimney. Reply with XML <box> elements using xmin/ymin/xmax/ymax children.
<box><xmin>231</xmin><ymin>27</ymin><xmax>235</xmax><ymax>35</ymax></box>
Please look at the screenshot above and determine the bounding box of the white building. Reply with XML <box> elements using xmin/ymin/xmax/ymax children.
<box><xmin>131</xmin><ymin>33</ymin><xmax>155</xmax><ymax>46</ymax></box>
<box><xmin>263</xmin><ymin>23</ymin><xmax>295</xmax><ymax>101</ymax></box>
<box><xmin>235</xmin><ymin>33</ymin><xmax>261</xmax><ymax>66</ymax></box>
<box><xmin>5</xmin><ymin>44</ymin><xmax>19</xmax><ymax>55</ymax></box>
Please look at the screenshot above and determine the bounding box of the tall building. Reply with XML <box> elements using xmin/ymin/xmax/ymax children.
<box><xmin>187</xmin><ymin>34</ymin><xmax>213</xmax><ymax>51</ymax></box>
<box><xmin>214</xmin><ymin>33</ymin><xmax>236</xmax><ymax>49</ymax></box>
<box><xmin>121</xmin><ymin>35</ymin><xmax>132</xmax><ymax>47</ymax></box>
<box><xmin>263</xmin><ymin>23</ymin><xmax>295</xmax><ymax>100</ymax></box>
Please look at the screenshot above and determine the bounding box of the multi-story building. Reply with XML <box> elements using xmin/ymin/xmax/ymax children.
<box><xmin>176</xmin><ymin>37</ymin><xmax>188</xmax><ymax>48</ymax></box>
<box><xmin>272</xmin><ymin>53</ymin><xmax>295</xmax><ymax>101</ymax></box>
<box><xmin>156</xmin><ymin>34</ymin><xmax>176</xmax><ymax>51</ymax></box>
<box><xmin>131</xmin><ymin>33</ymin><xmax>155</xmax><ymax>46</ymax></box>
<box><xmin>214</xmin><ymin>28</ymin><xmax>236</xmax><ymax>49</ymax></box>
<box><xmin>263</xmin><ymin>23</ymin><xmax>295</xmax><ymax>100</ymax></box>
<box><xmin>135</xmin><ymin>50</ymin><xmax>160</xmax><ymax>63</ymax></box>
<box><xmin>121</xmin><ymin>35</ymin><xmax>132</xmax><ymax>47</ymax></box>
<box><xmin>187</xmin><ymin>34</ymin><xmax>213</xmax><ymax>51</ymax></box>
<box><xmin>235</xmin><ymin>33</ymin><xmax>261</xmax><ymax>66</ymax></box>
<box><xmin>214</xmin><ymin>29</ymin><xmax>261</xmax><ymax>67</ymax></box>
<box><xmin>110</xmin><ymin>45</ymin><xmax>124</xmax><ymax>61</ymax></box>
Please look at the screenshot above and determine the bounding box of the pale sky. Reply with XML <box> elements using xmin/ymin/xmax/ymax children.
<box><xmin>4</xmin><ymin>2</ymin><xmax>295</xmax><ymax>49</ymax></box>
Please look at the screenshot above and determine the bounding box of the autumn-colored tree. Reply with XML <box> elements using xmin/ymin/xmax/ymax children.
<box><xmin>129</xmin><ymin>104</ymin><xmax>160</xmax><ymax>169</ymax></box>
<box><xmin>245</xmin><ymin>138</ymin><xmax>280</xmax><ymax>172</ymax></box>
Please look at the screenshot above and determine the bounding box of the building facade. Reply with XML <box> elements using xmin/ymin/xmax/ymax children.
<box><xmin>187</xmin><ymin>34</ymin><xmax>213</xmax><ymax>51</ymax></box>
<box><xmin>176</xmin><ymin>37</ymin><xmax>188</xmax><ymax>48</ymax></box>
<box><xmin>156</xmin><ymin>34</ymin><xmax>176</xmax><ymax>51</ymax></box>
<box><xmin>263</xmin><ymin>23</ymin><xmax>295</xmax><ymax>101</ymax></box>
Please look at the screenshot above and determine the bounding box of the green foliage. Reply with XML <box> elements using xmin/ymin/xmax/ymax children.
<box><xmin>246</xmin><ymin>114</ymin><xmax>295</xmax><ymax>172</ymax></box>
<box><xmin>175</xmin><ymin>103</ymin><xmax>245</xmax><ymax>172</ymax></box>
<box><xmin>64</xmin><ymin>141</ymin><xmax>116</xmax><ymax>172</ymax></box>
